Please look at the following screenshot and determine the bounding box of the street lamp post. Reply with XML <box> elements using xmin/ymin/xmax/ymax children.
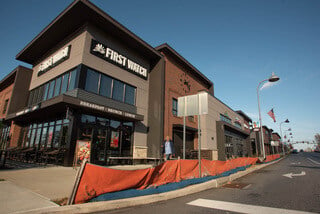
<box><xmin>257</xmin><ymin>73</ymin><xmax>280</xmax><ymax>159</ymax></box>
<box><xmin>280</xmin><ymin>119</ymin><xmax>289</xmax><ymax>156</ymax></box>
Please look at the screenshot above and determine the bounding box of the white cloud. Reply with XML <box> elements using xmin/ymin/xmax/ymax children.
<box><xmin>245</xmin><ymin>112</ymin><xmax>259</xmax><ymax>121</ymax></box>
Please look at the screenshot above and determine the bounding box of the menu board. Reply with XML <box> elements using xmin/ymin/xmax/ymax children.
<box><xmin>74</xmin><ymin>140</ymin><xmax>91</xmax><ymax>167</ymax></box>
<box><xmin>110</xmin><ymin>131</ymin><xmax>119</xmax><ymax>148</ymax></box>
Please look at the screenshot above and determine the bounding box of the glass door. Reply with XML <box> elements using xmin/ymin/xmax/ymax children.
<box><xmin>91</xmin><ymin>127</ymin><xmax>107</xmax><ymax>165</ymax></box>
<box><xmin>106</xmin><ymin>120</ymin><xmax>121</xmax><ymax>157</ymax></box>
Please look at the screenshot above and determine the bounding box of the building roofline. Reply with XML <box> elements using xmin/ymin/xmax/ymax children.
<box><xmin>155</xmin><ymin>43</ymin><xmax>213</xmax><ymax>88</ymax></box>
<box><xmin>272</xmin><ymin>132</ymin><xmax>281</xmax><ymax>139</ymax></box>
<box><xmin>207</xmin><ymin>93</ymin><xmax>244</xmax><ymax>121</ymax></box>
<box><xmin>16</xmin><ymin>0</ymin><xmax>162</xmax><ymax>64</ymax></box>
<box><xmin>235</xmin><ymin>110</ymin><xmax>252</xmax><ymax>122</ymax></box>
<box><xmin>0</xmin><ymin>66</ymin><xmax>32</xmax><ymax>90</ymax></box>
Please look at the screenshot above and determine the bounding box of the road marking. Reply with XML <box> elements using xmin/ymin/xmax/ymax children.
<box><xmin>291</xmin><ymin>162</ymin><xmax>301</xmax><ymax>165</ymax></box>
<box><xmin>242</xmin><ymin>184</ymin><xmax>252</xmax><ymax>190</ymax></box>
<box><xmin>187</xmin><ymin>199</ymin><xmax>315</xmax><ymax>214</ymax></box>
<box><xmin>307</xmin><ymin>158</ymin><xmax>320</xmax><ymax>165</ymax></box>
<box><xmin>283</xmin><ymin>171</ymin><xmax>306</xmax><ymax>179</ymax></box>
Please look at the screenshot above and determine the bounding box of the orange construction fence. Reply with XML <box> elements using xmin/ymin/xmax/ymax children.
<box><xmin>74</xmin><ymin>154</ymin><xmax>280</xmax><ymax>204</ymax></box>
<box><xmin>74</xmin><ymin>157</ymin><xmax>263</xmax><ymax>204</ymax></box>
<box><xmin>264</xmin><ymin>154</ymin><xmax>280</xmax><ymax>163</ymax></box>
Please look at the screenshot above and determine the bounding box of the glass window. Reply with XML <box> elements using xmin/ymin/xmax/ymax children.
<box><xmin>234</xmin><ymin>122</ymin><xmax>242</xmax><ymax>129</ymax></box>
<box><xmin>42</xmin><ymin>83</ymin><xmax>49</xmax><ymax>101</ymax></box>
<box><xmin>99</xmin><ymin>75</ymin><xmax>112</xmax><ymax>98</ymax></box>
<box><xmin>60</xmin><ymin>124</ymin><xmax>68</xmax><ymax>147</ymax></box>
<box><xmin>112</xmin><ymin>80</ymin><xmax>124</xmax><ymax>102</ymax></box>
<box><xmin>85</xmin><ymin>69</ymin><xmax>100</xmax><ymax>94</ymax></box>
<box><xmin>28</xmin><ymin>90</ymin><xmax>34</xmax><ymax>106</ymax></box>
<box><xmin>40</xmin><ymin>126</ymin><xmax>48</xmax><ymax>148</ymax></box>
<box><xmin>61</xmin><ymin>72</ymin><xmax>69</xmax><ymax>94</ymax></box>
<box><xmin>63</xmin><ymin>119</ymin><xmax>69</xmax><ymax>124</ymax></box>
<box><xmin>124</xmin><ymin>84</ymin><xmax>136</xmax><ymax>105</ymax></box>
<box><xmin>2</xmin><ymin>99</ymin><xmax>9</xmax><ymax>114</ymax></box>
<box><xmin>32</xmin><ymin>88</ymin><xmax>39</xmax><ymax>105</ymax></box>
<box><xmin>47</xmin><ymin>126</ymin><xmax>54</xmax><ymax>148</ymax></box>
<box><xmin>97</xmin><ymin>117</ymin><xmax>109</xmax><ymax>126</ymax></box>
<box><xmin>68</xmin><ymin>69</ymin><xmax>77</xmax><ymax>91</ymax></box>
<box><xmin>81</xmin><ymin>114</ymin><xmax>96</xmax><ymax>124</ymax></box>
<box><xmin>53</xmin><ymin>124</ymin><xmax>62</xmax><ymax>148</ymax></box>
<box><xmin>56</xmin><ymin>120</ymin><xmax>62</xmax><ymax>125</ymax></box>
<box><xmin>30</xmin><ymin>127</ymin><xmax>37</xmax><ymax>147</ymax></box>
<box><xmin>172</xmin><ymin>98</ymin><xmax>178</xmax><ymax>116</ymax></box>
<box><xmin>54</xmin><ymin>76</ymin><xmax>62</xmax><ymax>97</ymax></box>
<box><xmin>122</xmin><ymin>122</ymin><xmax>133</xmax><ymax>155</ymax></box>
<box><xmin>47</xmin><ymin>79</ymin><xmax>55</xmax><ymax>100</ymax></box>
<box><xmin>110</xmin><ymin>120</ymin><xmax>121</xmax><ymax>129</ymax></box>
<box><xmin>34</xmin><ymin>126</ymin><xmax>42</xmax><ymax>149</ymax></box>
<box><xmin>37</xmin><ymin>86</ymin><xmax>44</xmax><ymax>103</ymax></box>
<box><xmin>220</xmin><ymin>114</ymin><xmax>231</xmax><ymax>124</ymax></box>
<box><xmin>25</xmin><ymin>126</ymin><xmax>32</xmax><ymax>147</ymax></box>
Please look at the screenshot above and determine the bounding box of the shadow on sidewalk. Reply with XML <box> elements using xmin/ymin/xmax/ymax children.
<box><xmin>0</xmin><ymin>159</ymin><xmax>54</xmax><ymax>171</ymax></box>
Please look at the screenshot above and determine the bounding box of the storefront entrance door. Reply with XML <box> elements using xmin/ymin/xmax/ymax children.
<box><xmin>79</xmin><ymin>114</ymin><xmax>133</xmax><ymax>165</ymax></box>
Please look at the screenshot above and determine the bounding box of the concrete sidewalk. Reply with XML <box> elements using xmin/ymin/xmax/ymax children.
<box><xmin>0</xmin><ymin>181</ymin><xmax>58</xmax><ymax>214</ymax></box>
<box><xmin>0</xmin><ymin>164</ymin><xmax>153</xmax><ymax>201</ymax></box>
<box><xmin>0</xmin><ymin>166</ymin><xmax>77</xmax><ymax>200</ymax></box>
<box><xmin>19</xmin><ymin>158</ymin><xmax>284</xmax><ymax>214</ymax></box>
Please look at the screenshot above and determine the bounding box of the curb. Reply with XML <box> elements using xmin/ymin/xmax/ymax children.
<box><xmin>21</xmin><ymin>157</ymin><xmax>285</xmax><ymax>214</ymax></box>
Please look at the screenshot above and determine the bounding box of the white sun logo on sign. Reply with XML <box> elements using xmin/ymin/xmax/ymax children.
<box><xmin>93</xmin><ymin>43</ymin><xmax>106</xmax><ymax>54</ymax></box>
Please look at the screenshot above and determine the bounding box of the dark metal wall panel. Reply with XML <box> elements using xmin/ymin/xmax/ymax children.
<box><xmin>146</xmin><ymin>58</ymin><xmax>165</xmax><ymax>158</ymax></box>
<box><xmin>75</xmin><ymin>89</ymin><xmax>137</xmax><ymax>114</ymax></box>
<box><xmin>7</xmin><ymin>67</ymin><xmax>33</xmax><ymax>115</ymax></box>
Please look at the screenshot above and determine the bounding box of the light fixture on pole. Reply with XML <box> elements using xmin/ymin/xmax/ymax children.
<box><xmin>257</xmin><ymin>72</ymin><xmax>280</xmax><ymax>159</ymax></box>
<box><xmin>280</xmin><ymin>119</ymin><xmax>289</xmax><ymax>155</ymax></box>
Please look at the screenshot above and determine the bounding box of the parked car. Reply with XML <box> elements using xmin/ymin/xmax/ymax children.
<box><xmin>292</xmin><ymin>149</ymin><xmax>298</xmax><ymax>154</ymax></box>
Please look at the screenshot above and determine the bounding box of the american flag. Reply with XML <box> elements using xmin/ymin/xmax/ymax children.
<box><xmin>267</xmin><ymin>108</ymin><xmax>276</xmax><ymax>122</ymax></box>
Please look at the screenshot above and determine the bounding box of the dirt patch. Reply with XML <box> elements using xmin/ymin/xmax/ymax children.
<box><xmin>52</xmin><ymin>197</ymin><xmax>68</xmax><ymax>206</ymax></box>
<box><xmin>222</xmin><ymin>182</ymin><xmax>250</xmax><ymax>189</ymax></box>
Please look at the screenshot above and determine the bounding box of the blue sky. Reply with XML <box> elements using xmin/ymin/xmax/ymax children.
<box><xmin>0</xmin><ymin>0</ymin><xmax>319</xmax><ymax>149</ymax></box>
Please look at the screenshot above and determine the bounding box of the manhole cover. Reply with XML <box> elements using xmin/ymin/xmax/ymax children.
<box><xmin>222</xmin><ymin>182</ymin><xmax>250</xmax><ymax>189</ymax></box>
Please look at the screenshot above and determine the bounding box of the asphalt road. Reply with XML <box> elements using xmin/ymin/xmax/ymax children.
<box><xmin>98</xmin><ymin>152</ymin><xmax>320</xmax><ymax>214</ymax></box>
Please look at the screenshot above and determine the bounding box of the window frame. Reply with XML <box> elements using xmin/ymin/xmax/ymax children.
<box><xmin>172</xmin><ymin>98</ymin><xmax>178</xmax><ymax>116</ymax></box>
<box><xmin>2</xmin><ymin>99</ymin><xmax>9</xmax><ymax>114</ymax></box>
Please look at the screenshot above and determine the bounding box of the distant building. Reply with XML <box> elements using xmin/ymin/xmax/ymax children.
<box><xmin>0</xmin><ymin>66</ymin><xmax>33</xmax><ymax>150</ymax></box>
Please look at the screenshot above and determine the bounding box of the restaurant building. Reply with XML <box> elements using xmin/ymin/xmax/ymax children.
<box><xmin>272</xmin><ymin>132</ymin><xmax>281</xmax><ymax>154</ymax></box>
<box><xmin>155</xmin><ymin>44</ymin><xmax>214</xmax><ymax>159</ymax></box>
<box><xmin>0</xmin><ymin>66</ymin><xmax>33</xmax><ymax>150</ymax></box>
<box><xmin>201</xmin><ymin>93</ymin><xmax>250</xmax><ymax>160</ymax></box>
<box><xmin>154</xmin><ymin>43</ymin><xmax>253</xmax><ymax>161</ymax></box>
<box><xmin>262</xmin><ymin>126</ymin><xmax>273</xmax><ymax>155</ymax></box>
<box><xmin>5</xmin><ymin>0</ymin><xmax>164</xmax><ymax>166</ymax></box>
<box><xmin>236</xmin><ymin>110</ymin><xmax>255</xmax><ymax>157</ymax></box>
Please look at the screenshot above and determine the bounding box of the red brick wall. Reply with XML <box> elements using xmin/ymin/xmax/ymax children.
<box><xmin>162</xmin><ymin>52</ymin><xmax>211</xmax><ymax>148</ymax></box>
<box><xmin>0</xmin><ymin>84</ymin><xmax>13</xmax><ymax>119</ymax></box>
<box><xmin>243</xmin><ymin>120</ymin><xmax>250</xmax><ymax>134</ymax></box>
<box><xmin>0</xmin><ymin>83</ymin><xmax>24</xmax><ymax>148</ymax></box>
<box><xmin>9</xmin><ymin>122</ymin><xmax>22</xmax><ymax>148</ymax></box>
<box><xmin>272</xmin><ymin>133</ymin><xmax>280</xmax><ymax>141</ymax></box>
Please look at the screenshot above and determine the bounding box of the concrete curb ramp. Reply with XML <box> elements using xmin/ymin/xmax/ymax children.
<box><xmin>21</xmin><ymin>158</ymin><xmax>283</xmax><ymax>214</ymax></box>
<box><xmin>0</xmin><ymin>181</ymin><xmax>58</xmax><ymax>214</ymax></box>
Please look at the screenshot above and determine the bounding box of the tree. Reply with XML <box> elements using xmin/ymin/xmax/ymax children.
<box><xmin>315</xmin><ymin>133</ymin><xmax>320</xmax><ymax>146</ymax></box>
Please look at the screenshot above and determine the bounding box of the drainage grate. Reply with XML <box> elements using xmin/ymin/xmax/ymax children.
<box><xmin>222</xmin><ymin>182</ymin><xmax>250</xmax><ymax>189</ymax></box>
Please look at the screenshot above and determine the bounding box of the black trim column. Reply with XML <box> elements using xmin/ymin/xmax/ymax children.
<box><xmin>63</xmin><ymin>107</ymin><xmax>80</xmax><ymax>166</ymax></box>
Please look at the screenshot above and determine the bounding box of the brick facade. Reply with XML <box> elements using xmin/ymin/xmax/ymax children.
<box><xmin>156</xmin><ymin>44</ymin><xmax>213</xmax><ymax>158</ymax></box>
<box><xmin>0</xmin><ymin>84</ymin><xmax>13</xmax><ymax>119</ymax></box>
